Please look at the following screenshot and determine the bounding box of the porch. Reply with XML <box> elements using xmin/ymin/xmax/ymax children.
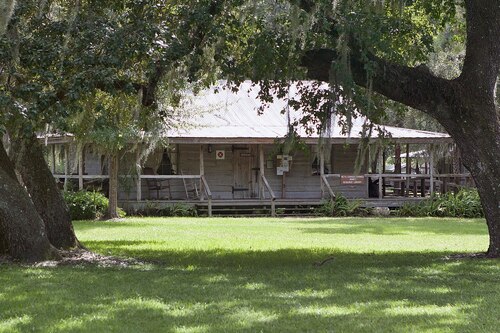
<box><xmin>55</xmin><ymin>171</ymin><xmax>473</xmax><ymax>216</ymax></box>
<box><xmin>45</xmin><ymin>138</ymin><xmax>472</xmax><ymax>217</ymax></box>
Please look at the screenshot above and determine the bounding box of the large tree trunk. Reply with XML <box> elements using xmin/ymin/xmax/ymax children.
<box><xmin>0</xmin><ymin>141</ymin><xmax>58</xmax><ymax>262</ymax></box>
<box><xmin>9</xmin><ymin>134</ymin><xmax>80</xmax><ymax>249</ymax></box>
<box><xmin>445</xmin><ymin>102</ymin><xmax>500</xmax><ymax>258</ymax></box>
<box><xmin>300</xmin><ymin>0</ymin><xmax>500</xmax><ymax>257</ymax></box>
<box><xmin>108</xmin><ymin>153</ymin><xmax>119</xmax><ymax>219</ymax></box>
<box><xmin>473</xmin><ymin>167</ymin><xmax>500</xmax><ymax>257</ymax></box>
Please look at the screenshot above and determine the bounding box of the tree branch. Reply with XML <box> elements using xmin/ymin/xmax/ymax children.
<box><xmin>301</xmin><ymin>48</ymin><xmax>453</xmax><ymax>122</ymax></box>
<box><xmin>141</xmin><ymin>63</ymin><xmax>164</xmax><ymax>107</ymax></box>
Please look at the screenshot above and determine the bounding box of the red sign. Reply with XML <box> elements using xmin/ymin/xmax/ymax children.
<box><xmin>216</xmin><ymin>150</ymin><xmax>225</xmax><ymax>160</ymax></box>
<box><xmin>340</xmin><ymin>175</ymin><xmax>365</xmax><ymax>185</ymax></box>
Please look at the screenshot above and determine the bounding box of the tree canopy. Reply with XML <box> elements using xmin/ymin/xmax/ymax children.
<box><xmin>226</xmin><ymin>0</ymin><xmax>500</xmax><ymax>256</ymax></box>
<box><xmin>0</xmin><ymin>0</ymin><xmax>499</xmax><ymax>260</ymax></box>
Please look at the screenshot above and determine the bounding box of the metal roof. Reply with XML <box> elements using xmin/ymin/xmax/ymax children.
<box><xmin>166</xmin><ymin>81</ymin><xmax>452</xmax><ymax>144</ymax></box>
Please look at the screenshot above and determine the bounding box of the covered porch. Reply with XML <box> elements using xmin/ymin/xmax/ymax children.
<box><xmin>44</xmin><ymin>138</ymin><xmax>473</xmax><ymax>217</ymax></box>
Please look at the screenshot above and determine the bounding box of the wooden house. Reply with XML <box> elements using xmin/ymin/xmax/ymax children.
<box><xmin>42</xmin><ymin>82</ymin><xmax>471</xmax><ymax>216</ymax></box>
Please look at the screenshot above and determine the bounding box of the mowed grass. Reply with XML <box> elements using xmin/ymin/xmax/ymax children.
<box><xmin>1</xmin><ymin>217</ymin><xmax>499</xmax><ymax>333</ymax></box>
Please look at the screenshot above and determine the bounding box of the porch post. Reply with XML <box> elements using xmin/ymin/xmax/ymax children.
<box><xmin>51</xmin><ymin>144</ymin><xmax>56</xmax><ymax>173</ymax></box>
<box><xmin>64</xmin><ymin>144</ymin><xmax>69</xmax><ymax>191</ymax></box>
<box><xmin>199</xmin><ymin>144</ymin><xmax>205</xmax><ymax>201</ymax></box>
<box><xmin>78</xmin><ymin>146</ymin><xmax>84</xmax><ymax>190</ymax></box>
<box><xmin>405</xmin><ymin>143</ymin><xmax>410</xmax><ymax>196</ymax></box>
<box><xmin>382</xmin><ymin>149</ymin><xmax>386</xmax><ymax>196</ymax></box>
<box><xmin>136</xmin><ymin>147</ymin><xmax>141</xmax><ymax>201</ymax></box>
<box><xmin>259</xmin><ymin>145</ymin><xmax>264</xmax><ymax>199</ymax></box>
<box><xmin>199</xmin><ymin>144</ymin><xmax>204</xmax><ymax>176</ymax></box>
<box><xmin>394</xmin><ymin>143</ymin><xmax>401</xmax><ymax>173</ymax></box>
<box><xmin>320</xmin><ymin>147</ymin><xmax>325</xmax><ymax>198</ymax></box>
<box><xmin>429</xmin><ymin>145</ymin><xmax>434</xmax><ymax>196</ymax></box>
<box><xmin>377</xmin><ymin>149</ymin><xmax>383</xmax><ymax>199</ymax></box>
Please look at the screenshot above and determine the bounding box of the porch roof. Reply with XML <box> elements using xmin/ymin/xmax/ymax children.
<box><xmin>41</xmin><ymin>81</ymin><xmax>452</xmax><ymax>145</ymax></box>
<box><xmin>166</xmin><ymin>81</ymin><xmax>452</xmax><ymax>144</ymax></box>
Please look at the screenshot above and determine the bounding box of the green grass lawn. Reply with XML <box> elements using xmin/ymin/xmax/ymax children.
<box><xmin>1</xmin><ymin>217</ymin><xmax>499</xmax><ymax>332</ymax></box>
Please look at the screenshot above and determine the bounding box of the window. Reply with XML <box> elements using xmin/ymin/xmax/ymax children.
<box><xmin>157</xmin><ymin>149</ymin><xmax>175</xmax><ymax>175</ymax></box>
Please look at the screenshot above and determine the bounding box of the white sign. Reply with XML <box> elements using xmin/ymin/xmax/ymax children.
<box><xmin>277</xmin><ymin>155</ymin><xmax>292</xmax><ymax>173</ymax></box>
<box><xmin>216</xmin><ymin>150</ymin><xmax>225</xmax><ymax>160</ymax></box>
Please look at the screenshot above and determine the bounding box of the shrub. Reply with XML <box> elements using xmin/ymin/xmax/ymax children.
<box><xmin>170</xmin><ymin>203</ymin><xmax>197</xmax><ymax>217</ymax></box>
<box><xmin>63</xmin><ymin>190</ymin><xmax>126</xmax><ymax>220</ymax></box>
<box><xmin>135</xmin><ymin>203</ymin><xmax>197</xmax><ymax>217</ymax></box>
<box><xmin>316</xmin><ymin>194</ymin><xmax>371</xmax><ymax>217</ymax></box>
<box><xmin>397</xmin><ymin>189</ymin><xmax>484</xmax><ymax>218</ymax></box>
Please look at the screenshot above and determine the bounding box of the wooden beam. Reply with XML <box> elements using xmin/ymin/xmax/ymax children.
<box><xmin>166</xmin><ymin>137</ymin><xmax>454</xmax><ymax>145</ymax></box>
<box><xmin>429</xmin><ymin>145</ymin><xmax>434</xmax><ymax>196</ymax></box>
<box><xmin>199</xmin><ymin>144</ymin><xmax>204</xmax><ymax>199</ymax></box>
<box><xmin>377</xmin><ymin>149</ymin><xmax>383</xmax><ymax>199</ymax></box>
<box><xmin>282</xmin><ymin>172</ymin><xmax>286</xmax><ymax>199</ymax></box>
<box><xmin>382</xmin><ymin>149</ymin><xmax>386</xmax><ymax>196</ymax></box>
<box><xmin>405</xmin><ymin>143</ymin><xmax>410</xmax><ymax>196</ymax></box>
<box><xmin>259</xmin><ymin>145</ymin><xmax>264</xmax><ymax>199</ymax></box>
<box><xmin>64</xmin><ymin>144</ymin><xmax>69</xmax><ymax>191</ymax></box>
<box><xmin>78</xmin><ymin>146</ymin><xmax>84</xmax><ymax>190</ymax></box>
<box><xmin>199</xmin><ymin>144</ymin><xmax>204</xmax><ymax>176</ymax></box>
<box><xmin>394</xmin><ymin>144</ymin><xmax>401</xmax><ymax>173</ymax></box>
<box><xmin>136</xmin><ymin>148</ymin><xmax>141</xmax><ymax>201</ymax></box>
<box><xmin>320</xmin><ymin>148</ymin><xmax>325</xmax><ymax>198</ymax></box>
<box><xmin>51</xmin><ymin>144</ymin><xmax>56</xmax><ymax>173</ymax></box>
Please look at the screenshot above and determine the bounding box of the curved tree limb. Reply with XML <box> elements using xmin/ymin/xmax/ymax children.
<box><xmin>301</xmin><ymin>48</ymin><xmax>454</xmax><ymax>125</ymax></box>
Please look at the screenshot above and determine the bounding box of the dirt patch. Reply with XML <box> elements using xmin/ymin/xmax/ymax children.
<box><xmin>38</xmin><ymin>249</ymin><xmax>143</xmax><ymax>267</ymax></box>
<box><xmin>0</xmin><ymin>249</ymin><xmax>143</xmax><ymax>268</ymax></box>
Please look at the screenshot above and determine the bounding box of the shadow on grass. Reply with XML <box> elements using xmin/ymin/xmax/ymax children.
<box><xmin>1</xmin><ymin>244</ymin><xmax>498</xmax><ymax>332</ymax></box>
<box><xmin>293</xmin><ymin>219</ymin><xmax>487</xmax><ymax>236</ymax></box>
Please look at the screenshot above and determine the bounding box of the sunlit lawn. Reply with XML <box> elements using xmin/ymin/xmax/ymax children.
<box><xmin>1</xmin><ymin>217</ymin><xmax>499</xmax><ymax>332</ymax></box>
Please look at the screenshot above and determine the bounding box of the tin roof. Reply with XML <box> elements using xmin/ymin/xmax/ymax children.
<box><xmin>166</xmin><ymin>81</ymin><xmax>452</xmax><ymax>144</ymax></box>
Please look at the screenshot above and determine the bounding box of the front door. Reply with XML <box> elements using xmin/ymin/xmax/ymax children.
<box><xmin>233</xmin><ymin>145</ymin><xmax>252</xmax><ymax>199</ymax></box>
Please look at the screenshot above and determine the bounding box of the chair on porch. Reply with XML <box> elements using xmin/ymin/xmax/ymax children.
<box><xmin>143</xmin><ymin>167</ymin><xmax>171</xmax><ymax>200</ymax></box>
<box><xmin>181</xmin><ymin>170</ymin><xmax>199</xmax><ymax>200</ymax></box>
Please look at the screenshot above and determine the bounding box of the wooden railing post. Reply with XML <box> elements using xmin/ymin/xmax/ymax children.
<box><xmin>64</xmin><ymin>144</ymin><xmax>69</xmax><ymax>191</ymax></box>
<box><xmin>199</xmin><ymin>144</ymin><xmax>204</xmax><ymax>193</ymax></box>
<box><xmin>51</xmin><ymin>145</ymin><xmax>56</xmax><ymax>173</ymax></box>
<box><xmin>320</xmin><ymin>149</ymin><xmax>325</xmax><ymax>198</ymax></box>
<box><xmin>78</xmin><ymin>147</ymin><xmax>84</xmax><ymax>190</ymax></box>
<box><xmin>377</xmin><ymin>151</ymin><xmax>383</xmax><ymax>199</ymax></box>
<box><xmin>429</xmin><ymin>146</ymin><xmax>434</xmax><ymax>196</ymax></box>
<box><xmin>259</xmin><ymin>145</ymin><xmax>264</xmax><ymax>199</ymax></box>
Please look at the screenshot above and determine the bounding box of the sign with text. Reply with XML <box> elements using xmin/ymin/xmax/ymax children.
<box><xmin>340</xmin><ymin>175</ymin><xmax>365</xmax><ymax>185</ymax></box>
<box><xmin>276</xmin><ymin>155</ymin><xmax>292</xmax><ymax>175</ymax></box>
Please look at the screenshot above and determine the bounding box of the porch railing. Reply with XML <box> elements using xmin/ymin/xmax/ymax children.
<box><xmin>318</xmin><ymin>173</ymin><xmax>473</xmax><ymax>200</ymax></box>
<box><xmin>364</xmin><ymin>173</ymin><xmax>473</xmax><ymax>198</ymax></box>
<box><xmin>260</xmin><ymin>174</ymin><xmax>276</xmax><ymax>216</ymax></box>
<box><xmin>55</xmin><ymin>173</ymin><xmax>213</xmax><ymax>215</ymax></box>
